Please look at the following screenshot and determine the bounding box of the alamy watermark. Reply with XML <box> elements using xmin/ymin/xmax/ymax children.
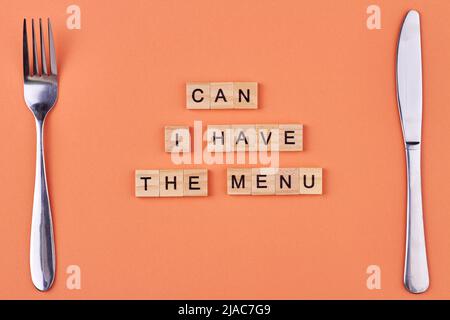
<box><xmin>169</xmin><ymin>121</ymin><xmax>280</xmax><ymax>170</ymax></box>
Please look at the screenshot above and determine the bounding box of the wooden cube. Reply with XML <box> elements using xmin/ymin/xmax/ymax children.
<box><xmin>159</xmin><ymin>169</ymin><xmax>184</xmax><ymax>197</ymax></box>
<box><xmin>227</xmin><ymin>168</ymin><xmax>252</xmax><ymax>195</ymax></box>
<box><xmin>232</xmin><ymin>125</ymin><xmax>257</xmax><ymax>152</ymax></box>
<box><xmin>165</xmin><ymin>126</ymin><xmax>190</xmax><ymax>153</ymax></box>
<box><xmin>135</xmin><ymin>170</ymin><xmax>160</xmax><ymax>197</ymax></box>
<box><xmin>275</xmin><ymin>168</ymin><xmax>300</xmax><ymax>195</ymax></box>
<box><xmin>183</xmin><ymin>169</ymin><xmax>208</xmax><ymax>196</ymax></box>
<box><xmin>206</xmin><ymin>125</ymin><xmax>232</xmax><ymax>152</ymax></box>
<box><xmin>210</xmin><ymin>82</ymin><xmax>233</xmax><ymax>109</ymax></box>
<box><xmin>256</xmin><ymin>124</ymin><xmax>280</xmax><ymax>151</ymax></box>
<box><xmin>186</xmin><ymin>83</ymin><xmax>210</xmax><ymax>109</ymax></box>
<box><xmin>299</xmin><ymin>168</ymin><xmax>322</xmax><ymax>194</ymax></box>
<box><xmin>279</xmin><ymin>124</ymin><xmax>303</xmax><ymax>151</ymax></box>
<box><xmin>251</xmin><ymin>168</ymin><xmax>275</xmax><ymax>195</ymax></box>
<box><xmin>233</xmin><ymin>82</ymin><xmax>258</xmax><ymax>109</ymax></box>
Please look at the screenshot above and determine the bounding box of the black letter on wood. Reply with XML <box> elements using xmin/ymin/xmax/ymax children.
<box><xmin>232</xmin><ymin>175</ymin><xmax>245</xmax><ymax>189</ymax></box>
<box><xmin>165</xmin><ymin>176</ymin><xmax>177</xmax><ymax>190</ymax></box>
<box><xmin>189</xmin><ymin>176</ymin><xmax>200</xmax><ymax>190</ymax></box>
<box><xmin>256</xmin><ymin>175</ymin><xmax>267</xmax><ymax>188</ymax></box>
<box><xmin>238</xmin><ymin>89</ymin><xmax>250</xmax><ymax>103</ymax></box>
<box><xmin>303</xmin><ymin>175</ymin><xmax>315</xmax><ymax>188</ymax></box>
<box><xmin>140</xmin><ymin>177</ymin><xmax>152</xmax><ymax>191</ymax></box>
<box><xmin>215</xmin><ymin>88</ymin><xmax>227</xmax><ymax>102</ymax></box>
<box><xmin>280</xmin><ymin>175</ymin><xmax>291</xmax><ymax>189</ymax></box>
<box><xmin>192</xmin><ymin>88</ymin><xmax>204</xmax><ymax>103</ymax></box>
<box><xmin>284</xmin><ymin>130</ymin><xmax>295</xmax><ymax>145</ymax></box>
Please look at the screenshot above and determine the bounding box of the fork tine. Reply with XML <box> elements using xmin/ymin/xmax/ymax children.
<box><xmin>48</xmin><ymin>19</ymin><xmax>57</xmax><ymax>75</ymax></box>
<box><xmin>31</xmin><ymin>19</ymin><xmax>39</xmax><ymax>75</ymax></box>
<box><xmin>39</xmin><ymin>19</ymin><xmax>48</xmax><ymax>75</ymax></box>
<box><xmin>23</xmin><ymin>19</ymin><xmax>30</xmax><ymax>77</ymax></box>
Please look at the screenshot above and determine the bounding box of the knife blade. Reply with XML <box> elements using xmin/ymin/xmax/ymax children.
<box><xmin>397</xmin><ymin>10</ymin><xmax>422</xmax><ymax>144</ymax></box>
<box><xmin>396</xmin><ymin>10</ymin><xmax>429</xmax><ymax>294</ymax></box>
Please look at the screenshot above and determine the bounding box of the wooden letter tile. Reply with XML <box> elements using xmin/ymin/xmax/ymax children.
<box><xmin>206</xmin><ymin>125</ymin><xmax>232</xmax><ymax>152</ymax></box>
<box><xmin>186</xmin><ymin>83</ymin><xmax>210</xmax><ymax>109</ymax></box>
<box><xmin>135</xmin><ymin>170</ymin><xmax>160</xmax><ymax>197</ymax></box>
<box><xmin>279</xmin><ymin>124</ymin><xmax>303</xmax><ymax>151</ymax></box>
<box><xmin>232</xmin><ymin>125</ymin><xmax>257</xmax><ymax>152</ymax></box>
<box><xmin>251</xmin><ymin>168</ymin><xmax>275</xmax><ymax>195</ymax></box>
<box><xmin>233</xmin><ymin>82</ymin><xmax>258</xmax><ymax>109</ymax></box>
<box><xmin>210</xmin><ymin>82</ymin><xmax>233</xmax><ymax>109</ymax></box>
<box><xmin>275</xmin><ymin>168</ymin><xmax>300</xmax><ymax>195</ymax></box>
<box><xmin>227</xmin><ymin>168</ymin><xmax>252</xmax><ymax>195</ymax></box>
<box><xmin>299</xmin><ymin>168</ymin><xmax>322</xmax><ymax>194</ymax></box>
<box><xmin>256</xmin><ymin>124</ymin><xmax>280</xmax><ymax>151</ymax></box>
<box><xmin>159</xmin><ymin>169</ymin><xmax>184</xmax><ymax>197</ymax></box>
<box><xmin>184</xmin><ymin>169</ymin><xmax>208</xmax><ymax>196</ymax></box>
<box><xmin>165</xmin><ymin>126</ymin><xmax>190</xmax><ymax>153</ymax></box>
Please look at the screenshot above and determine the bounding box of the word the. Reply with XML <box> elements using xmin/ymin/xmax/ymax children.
<box><xmin>227</xmin><ymin>167</ymin><xmax>322</xmax><ymax>195</ymax></box>
<box><xmin>186</xmin><ymin>82</ymin><xmax>258</xmax><ymax>109</ymax></box>
<box><xmin>135</xmin><ymin>169</ymin><xmax>207</xmax><ymax>197</ymax></box>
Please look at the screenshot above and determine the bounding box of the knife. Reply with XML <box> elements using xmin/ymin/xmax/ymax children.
<box><xmin>396</xmin><ymin>10</ymin><xmax>429</xmax><ymax>293</ymax></box>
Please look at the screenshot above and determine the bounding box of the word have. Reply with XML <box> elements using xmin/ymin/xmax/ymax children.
<box><xmin>136</xmin><ymin>169</ymin><xmax>207</xmax><ymax>197</ymax></box>
<box><xmin>227</xmin><ymin>168</ymin><xmax>322</xmax><ymax>195</ymax></box>
<box><xmin>187</xmin><ymin>82</ymin><xmax>258</xmax><ymax>109</ymax></box>
<box><xmin>165</xmin><ymin>124</ymin><xmax>303</xmax><ymax>153</ymax></box>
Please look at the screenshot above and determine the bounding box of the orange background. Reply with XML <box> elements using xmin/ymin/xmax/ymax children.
<box><xmin>1</xmin><ymin>0</ymin><xmax>450</xmax><ymax>299</ymax></box>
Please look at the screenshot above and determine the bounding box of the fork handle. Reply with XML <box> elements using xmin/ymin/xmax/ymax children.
<box><xmin>404</xmin><ymin>145</ymin><xmax>429</xmax><ymax>293</ymax></box>
<box><xmin>30</xmin><ymin>118</ymin><xmax>55</xmax><ymax>291</ymax></box>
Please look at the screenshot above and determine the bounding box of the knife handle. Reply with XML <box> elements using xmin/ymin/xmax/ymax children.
<box><xmin>404</xmin><ymin>145</ymin><xmax>429</xmax><ymax>293</ymax></box>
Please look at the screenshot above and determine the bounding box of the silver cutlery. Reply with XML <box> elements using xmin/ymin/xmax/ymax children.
<box><xmin>396</xmin><ymin>10</ymin><xmax>429</xmax><ymax>293</ymax></box>
<box><xmin>23</xmin><ymin>18</ymin><xmax>58</xmax><ymax>291</ymax></box>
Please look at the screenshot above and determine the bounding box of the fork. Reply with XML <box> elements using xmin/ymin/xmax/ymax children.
<box><xmin>23</xmin><ymin>18</ymin><xmax>58</xmax><ymax>291</ymax></box>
